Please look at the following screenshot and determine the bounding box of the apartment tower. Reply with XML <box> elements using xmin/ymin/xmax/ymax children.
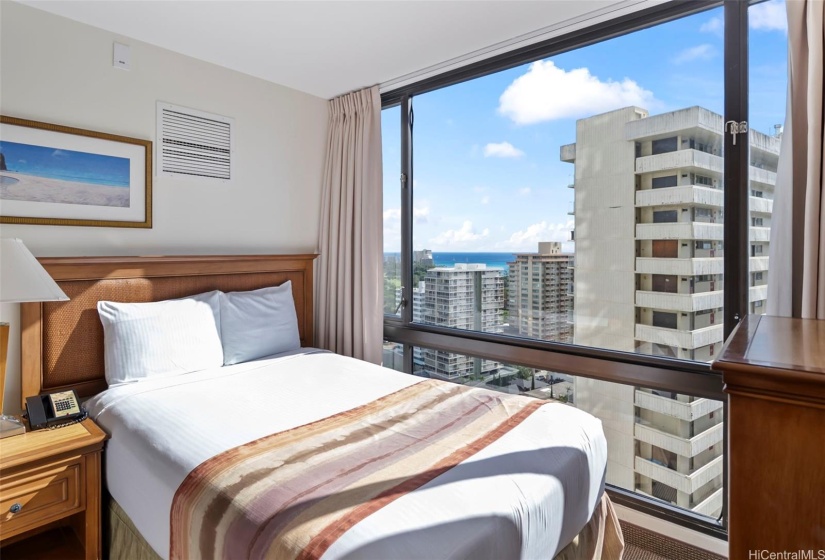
<box><xmin>507</xmin><ymin>242</ymin><xmax>574</xmax><ymax>342</ymax></box>
<box><xmin>420</xmin><ymin>264</ymin><xmax>504</xmax><ymax>380</ymax></box>
<box><xmin>561</xmin><ymin>105</ymin><xmax>779</xmax><ymax>517</ymax></box>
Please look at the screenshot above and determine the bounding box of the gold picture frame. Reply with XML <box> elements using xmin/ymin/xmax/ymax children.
<box><xmin>0</xmin><ymin>116</ymin><xmax>152</xmax><ymax>228</ymax></box>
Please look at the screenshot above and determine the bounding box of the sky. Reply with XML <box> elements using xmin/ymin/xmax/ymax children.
<box><xmin>382</xmin><ymin>0</ymin><xmax>788</xmax><ymax>254</ymax></box>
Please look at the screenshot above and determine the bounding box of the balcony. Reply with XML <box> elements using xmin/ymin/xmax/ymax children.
<box><xmin>635</xmin><ymin>257</ymin><xmax>723</xmax><ymax>276</ymax></box>
<box><xmin>635</xmin><ymin>323</ymin><xmax>724</xmax><ymax>349</ymax></box>
<box><xmin>634</xmin><ymin>454</ymin><xmax>723</xmax><ymax>496</ymax></box>
<box><xmin>636</xmin><ymin>290</ymin><xmax>723</xmax><ymax>313</ymax></box>
<box><xmin>634</xmin><ymin>390</ymin><xmax>723</xmax><ymax>421</ymax></box>
<box><xmin>636</xmin><ymin>222</ymin><xmax>724</xmax><ymax>241</ymax></box>
<box><xmin>693</xmin><ymin>487</ymin><xmax>724</xmax><ymax>517</ymax></box>
<box><xmin>750</xmin><ymin>166</ymin><xmax>777</xmax><ymax>186</ymax></box>
<box><xmin>635</xmin><ymin>149</ymin><xmax>723</xmax><ymax>175</ymax></box>
<box><xmin>749</xmin><ymin>129</ymin><xmax>782</xmax><ymax>155</ymax></box>
<box><xmin>750</xmin><ymin>256</ymin><xmax>769</xmax><ymax>272</ymax></box>
<box><xmin>560</xmin><ymin>143</ymin><xmax>576</xmax><ymax>163</ymax></box>
<box><xmin>749</xmin><ymin>284</ymin><xmax>768</xmax><ymax>302</ymax></box>
<box><xmin>635</xmin><ymin>422</ymin><xmax>724</xmax><ymax>458</ymax></box>
<box><xmin>750</xmin><ymin>227</ymin><xmax>771</xmax><ymax>242</ymax></box>
<box><xmin>636</xmin><ymin>186</ymin><xmax>723</xmax><ymax>208</ymax></box>
<box><xmin>625</xmin><ymin>107</ymin><xmax>723</xmax><ymax>141</ymax></box>
<box><xmin>749</xmin><ymin>196</ymin><xmax>773</xmax><ymax>214</ymax></box>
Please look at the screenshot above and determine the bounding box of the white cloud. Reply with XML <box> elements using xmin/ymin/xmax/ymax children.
<box><xmin>383</xmin><ymin>209</ymin><xmax>401</xmax><ymax>252</ymax></box>
<box><xmin>498</xmin><ymin>60</ymin><xmax>658</xmax><ymax>125</ymax></box>
<box><xmin>413</xmin><ymin>204</ymin><xmax>430</xmax><ymax>224</ymax></box>
<box><xmin>672</xmin><ymin>44</ymin><xmax>717</xmax><ymax>64</ymax></box>
<box><xmin>430</xmin><ymin>221</ymin><xmax>490</xmax><ymax>249</ymax></box>
<box><xmin>750</xmin><ymin>0</ymin><xmax>787</xmax><ymax>33</ymax></box>
<box><xmin>483</xmin><ymin>142</ymin><xmax>525</xmax><ymax>158</ymax></box>
<box><xmin>701</xmin><ymin>3</ymin><xmax>786</xmax><ymax>35</ymax></box>
<box><xmin>700</xmin><ymin>16</ymin><xmax>723</xmax><ymax>36</ymax></box>
<box><xmin>480</xmin><ymin>195</ymin><xmax>490</xmax><ymax>205</ymax></box>
<box><xmin>518</xmin><ymin>187</ymin><xmax>532</xmax><ymax>196</ymax></box>
<box><xmin>383</xmin><ymin>203</ymin><xmax>430</xmax><ymax>251</ymax></box>
<box><xmin>495</xmin><ymin>220</ymin><xmax>574</xmax><ymax>252</ymax></box>
<box><xmin>383</xmin><ymin>203</ymin><xmax>430</xmax><ymax>225</ymax></box>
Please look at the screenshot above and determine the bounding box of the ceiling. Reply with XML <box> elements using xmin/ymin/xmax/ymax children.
<box><xmin>18</xmin><ymin>0</ymin><xmax>628</xmax><ymax>99</ymax></box>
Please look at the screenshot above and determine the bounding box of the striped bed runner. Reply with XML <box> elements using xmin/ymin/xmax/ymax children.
<box><xmin>170</xmin><ymin>379</ymin><xmax>547</xmax><ymax>560</ymax></box>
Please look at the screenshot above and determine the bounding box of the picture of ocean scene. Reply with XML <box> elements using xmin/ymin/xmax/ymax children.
<box><xmin>0</xmin><ymin>140</ymin><xmax>131</xmax><ymax>208</ymax></box>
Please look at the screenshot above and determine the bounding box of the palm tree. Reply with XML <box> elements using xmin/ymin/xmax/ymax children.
<box><xmin>515</xmin><ymin>366</ymin><xmax>535</xmax><ymax>390</ymax></box>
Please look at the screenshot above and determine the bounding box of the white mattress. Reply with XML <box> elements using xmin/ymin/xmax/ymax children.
<box><xmin>86</xmin><ymin>349</ymin><xmax>607</xmax><ymax>560</ymax></box>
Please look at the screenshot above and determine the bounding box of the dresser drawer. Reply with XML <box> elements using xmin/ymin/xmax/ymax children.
<box><xmin>0</xmin><ymin>456</ymin><xmax>84</xmax><ymax>540</ymax></box>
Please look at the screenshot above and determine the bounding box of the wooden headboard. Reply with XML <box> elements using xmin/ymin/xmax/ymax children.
<box><xmin>20</xmin><ymin>254</ymin><xmax>317</xmax><ymax>404</ymax></box>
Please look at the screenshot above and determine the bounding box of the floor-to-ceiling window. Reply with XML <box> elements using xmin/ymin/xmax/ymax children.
<box><xmin>382</xmin><ymin>0</ymin><xmax>786</xmax><ymax>537</ymax></box>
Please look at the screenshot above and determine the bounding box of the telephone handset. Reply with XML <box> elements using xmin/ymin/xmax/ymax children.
<box><xmin>25</xmin><ymin>389</ymin><xmax>87</xmax><ymax>430</ymax></box>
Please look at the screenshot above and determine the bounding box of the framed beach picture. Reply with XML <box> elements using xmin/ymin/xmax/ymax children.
<box><xmin>0</xmin><ymin>116</ymin><xmax>152</xmax><ymax>228</ymax></box>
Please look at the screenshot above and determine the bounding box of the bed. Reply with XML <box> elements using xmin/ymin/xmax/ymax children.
<box><xmin>21</xmin><ymin>255</ymin><xmax>623</xmax><ymax>560</ymax></box>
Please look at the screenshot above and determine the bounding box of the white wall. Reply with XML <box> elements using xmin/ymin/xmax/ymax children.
<box><xmin>0</xmin><ymin>2</ymin><xmax>329</xmax><ymax>412</ymax></box>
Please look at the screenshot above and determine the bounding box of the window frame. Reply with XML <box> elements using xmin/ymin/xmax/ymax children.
<box><xmin>381</xmin><ymin>0</ymin><xmax>769</xmax><ymax>540</ymax></box>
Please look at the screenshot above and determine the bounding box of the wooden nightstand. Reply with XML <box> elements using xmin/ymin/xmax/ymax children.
<box><xmin>0</xmin><ymin>418</ymin><xmax>107</xmax><ymax>560</ymax></box>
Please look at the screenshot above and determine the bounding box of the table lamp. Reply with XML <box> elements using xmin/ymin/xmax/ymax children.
<box><xmin>0</xmin><ymin>238</ymin><xmax>69</xmax><ymax>437</ymax></box>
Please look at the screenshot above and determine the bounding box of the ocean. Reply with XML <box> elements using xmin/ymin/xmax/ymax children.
<box><xmin>385</xmin><ymin>252</ymin><xmax>516</xmax><ymax>271</ymax></box>
<box><xmin>0</xmin><ymin>140</ymin><xmax>130</xmax><ymax>188</ymax></box>
<box><xmin>432</xmin><ymin>252</ymin><xmax>515</xmax><ymax>270</ymax></box>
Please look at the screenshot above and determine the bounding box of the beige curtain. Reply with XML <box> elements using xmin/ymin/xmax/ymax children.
<box><xmin>315</xmin><ymin>86</ymin><xmax>383</xmax><ymax>363</ymax></box>
<box><xmin>767</xmin><ymin>0</ymin><xmax>825</xmax><ymax>319</ymax></box>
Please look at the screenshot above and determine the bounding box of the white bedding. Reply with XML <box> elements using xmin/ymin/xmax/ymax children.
<box><xmin>86</xmin><ymin>349</ymin><xmax>608</xmax><ymax>560</ymax></box>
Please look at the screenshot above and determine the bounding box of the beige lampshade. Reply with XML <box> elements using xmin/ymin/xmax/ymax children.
<box><xmin>0</xmin><ymin>238</ymin><xmax>68</xmax><ymax>422</ymax></box>
<box><xmin>0</xmin><ymin>238</ymin><xmax>68</xmax><ymax>303</ymax></box>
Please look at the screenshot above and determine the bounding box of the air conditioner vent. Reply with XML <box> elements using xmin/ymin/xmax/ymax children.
<box><xmin>156</xmin><ymin>102</ymin><xmax>234</xmax><ymax>182</ymax></box>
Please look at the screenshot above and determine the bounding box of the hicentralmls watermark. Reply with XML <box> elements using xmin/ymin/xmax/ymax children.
<box><xmin>749</xmin><ymin>551</ymin><xmax>825</xmax><ymax>560</ymax></box>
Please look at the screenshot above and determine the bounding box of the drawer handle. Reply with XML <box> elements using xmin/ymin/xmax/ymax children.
<box><xmin>9</xmin><ymin>503</ymin><xmax>22</xmax><ymax>514</ymax></box>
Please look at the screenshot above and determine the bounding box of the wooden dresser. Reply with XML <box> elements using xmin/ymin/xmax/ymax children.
<box><xmin>714</xmin><ymin>315</ymin><xmax>825</xmax><ymax>556</ymax></box>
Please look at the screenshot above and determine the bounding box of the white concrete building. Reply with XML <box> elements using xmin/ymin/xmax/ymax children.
<box><xmin>507</xmin><ymin>242</ymin><xmax>574</xmax><ymax>343</ymax></box>
<box><xmin>561</xmin><ymin>105</ymin><xmax>779</xmax><ymax>518</ymax></box>
<box><xmin>420</xmin><ymin>264</ymin><xmax>504</xmax><ymax>380</ymax></box>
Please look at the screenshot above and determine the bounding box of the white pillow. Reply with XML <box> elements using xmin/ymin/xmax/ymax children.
<box><xmin>220</xmin><ymin>282</ymin><xmax>301</xmax><ymax>365</ymax></box>
<box><xmin>97</xmin><ymin>291</ymin><xmax>223</xmax><ymax>385</ymax></box>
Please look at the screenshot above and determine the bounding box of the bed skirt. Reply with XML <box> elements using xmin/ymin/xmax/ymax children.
<box><xmin>106</xmin><ymin>492</ymin><xmax>624</xmax><ymax>560</ymax></box>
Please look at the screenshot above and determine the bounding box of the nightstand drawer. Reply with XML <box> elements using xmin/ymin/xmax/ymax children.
<box><xmin>0</xmin><ymin>456</ymin><xmax>84</xmax><ymax>539</ymax></box>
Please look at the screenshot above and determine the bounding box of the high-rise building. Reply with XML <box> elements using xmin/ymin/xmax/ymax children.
<box><xmin>561</xmin><ymin>105</ymin><xmax>779</xmax><ymax>518</ymax></box>
<box><xmin>420</xmin><ymin>264</ymin><xmax>504</xmax><ymax>381</ymax></box>
<box><xmin>413</xmin><ymin>249</ymin><xmax>434</xmax><ymax>267</ymax></box>
<box><xmin>392</xmin><ymin>281</ymin><xmax>429</xmax><ymax>375</ymax></box>
<box><xmin>382</xmin><ymin>253</ymin><xmax>402</xmax><ymax>315</ymax></box>
<box><xmin>507</xmin><ymin>242</ymin><xmax>574</xmax><ymax>342</ymax></box>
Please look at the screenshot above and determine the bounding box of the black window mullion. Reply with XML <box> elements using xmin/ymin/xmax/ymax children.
<box><xmin>384</xmin><ymin>322</ymin><xmax>725</xmax><ymax>400</ymax></box>
<box><xmin>723</xmin><ymin>0</ymin><xmax>749</xmax><ymax>339</ymax></box>
<box><xmin>400</xmin><ymin>95</ymin><xmax>414</xmax><ymax>373</ymax></box>
<box><xmin>722</xmin><ymin>0</ymin><xmax>750</xmax><ymax>535</ymax></box>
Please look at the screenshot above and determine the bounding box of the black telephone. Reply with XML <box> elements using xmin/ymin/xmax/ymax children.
<box><xmin>26</xmin><ymin>389</ymin><xmax>86</xmax><ymax>430</ymax></box>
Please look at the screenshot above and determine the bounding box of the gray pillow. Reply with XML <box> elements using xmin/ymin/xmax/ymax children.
<box><xmin>220</xmin><ymin>281</ymin><xmax>301</xmax><ymax>365</ymax></box>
